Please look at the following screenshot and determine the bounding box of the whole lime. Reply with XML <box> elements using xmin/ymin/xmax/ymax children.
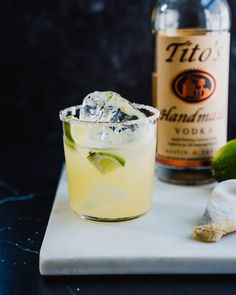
<box><xmin>212</xmin><ymin>139</ymin><xmax>236</xmax><ymax>182</ymax></box>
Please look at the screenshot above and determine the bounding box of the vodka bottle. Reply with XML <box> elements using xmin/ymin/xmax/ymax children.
<box><xmin>152</xmin><ymin>0</ymin><xmax>231</xmax><ymax>184</ymax></box>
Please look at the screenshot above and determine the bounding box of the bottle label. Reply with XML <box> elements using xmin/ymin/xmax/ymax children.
<box><xmin>156</xmin><ymin>31</ymin><xmax>230</xmax><ymax>167</ymax></box>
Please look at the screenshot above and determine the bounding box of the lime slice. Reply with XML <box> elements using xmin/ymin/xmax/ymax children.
<box><xmin>63</xmin><ymin>115</ymin><xmax>89</xmax><ymax>147</ymax></box>
<box><xmin>63</xmin><ymin>120</ymin><xmax>74</xmax><ymax>143</ymax></box>
<box><xmin>105</xmin><ymin>91</ymin><xmax>115</xmax><ymax>101</ymax></box>
<box><xmin>102</xmin><ymin>91</ymin><xmax>145</xmax><ymax>120</ymax></box>
<box><xmin>87</xmin><ymin>151</ymin><xmax>126</xmax><ymax>174</ymax></box>
<box><xmin>64</xmin><ymin>137</ymin><xmax>76</xmax><ymax>150</ymax></box>
<box><xmin>212</xmin><ymin>139</ymin><xmax>236</xmax><ymax>182</ymax></box>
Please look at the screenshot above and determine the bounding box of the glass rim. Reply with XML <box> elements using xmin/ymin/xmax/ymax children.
<box><xmin>59</xmin><ymin>103</ymin><xmax>160</xmax><ymax>127</ymax></box>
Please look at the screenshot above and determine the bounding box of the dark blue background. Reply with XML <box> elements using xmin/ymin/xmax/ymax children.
<box><xmin>0</xmin><ymin>0</ymin><xmax>235</xmax><ymax>146</ymax></box>
<box><xmin>0</xmin><ymin>2</ymin><xmax>236</xmax><ymax>295</ymax></box>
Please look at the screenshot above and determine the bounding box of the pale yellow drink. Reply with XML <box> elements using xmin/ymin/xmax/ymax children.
<box><xmin>64</xmin><ymin>140</ymin><xmax>156</xmax><ymax>220</ymax></box>
<box><xmin>60</xmin><ymin>102</ymin><xmax>158</xmax><ymax>221</ymax></box>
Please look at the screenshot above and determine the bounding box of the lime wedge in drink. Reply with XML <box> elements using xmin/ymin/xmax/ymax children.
<box><xmin>63</xmin><ymin>115</ymin><xmax>89</xmax><ymax>147</ymax></box>
<box><xmin>87</xmin><ymin>151</ymin><xmax>126</xmax><ymax>174</ymax></box>
<box><xmin>212</xmin><ymin>139</ymin><xmax>236</xmax><ymax>182</ymax></box>
<box><xmin>103</xmin><ymin>91</ymin><xmax>145</xmax><ymax>120</ymax></box>
<box><xmin>63</xmin><ymin>120</ymin><xmax>74</xmax><ymax>142</ymax></box>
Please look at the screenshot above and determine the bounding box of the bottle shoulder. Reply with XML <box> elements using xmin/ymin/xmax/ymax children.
<box><xmin>152</xmin><ymin>0</ymin><xmax>231</xmax><ymax>32</ymax></box>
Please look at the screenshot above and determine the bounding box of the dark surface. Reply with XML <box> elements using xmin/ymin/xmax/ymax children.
<box><xmin>0</xmin><ymin>145</ymin><xmax>234</xmax><ymax>295</ymax></box>
<box><xmin>1</xmin><ymin>0</ymin><xmax>236</xmax><ymax>294</ymax></box>
<box><xmin>1</xmin><ymin>145</ymin><xmax>236</xmax><ymax>295</ymax></box>
<box><xmin>0</xmin><ymin>0</ymin><xmax>235</xmax><ymax>146</ymax></box>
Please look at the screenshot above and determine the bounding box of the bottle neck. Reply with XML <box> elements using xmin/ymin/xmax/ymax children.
<box><xmin>201</xmin><ymin>0</ymin><xmax>216</xmax><ymax>8</ymax></box>
<box><xmin>172</xmin><ymin>0</ymin><xmax>216</xmax><ymax>6</ymax></box>
<box><xmin>153</xmin><ymin>0</ymin><xmax>230</xmax><ymax>32</ymax></box>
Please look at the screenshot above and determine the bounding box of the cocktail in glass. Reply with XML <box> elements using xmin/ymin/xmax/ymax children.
<box><xmin>60</xmin><ymin>104</ymin><xmax>159</xmax><ymax>221</ymax></box>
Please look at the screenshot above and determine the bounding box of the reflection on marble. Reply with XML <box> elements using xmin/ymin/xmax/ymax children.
<box><xmin>0</xmin><ymin>193</ymin><xmax>38</xmax><ymax>205</ymax></box>
<box><xmin>0</xmin><ymin>179</ymin><xmax>18</xmax><ymax>195</ymax></box>
<box><xmin>66</xmin><ymin>284</ymin><xmax>80</xmax><ymax>295</ymax></box>
<box><xmin>0</xmin><ymin>177</ymin><xmax>44</xmax><ymax>206</ymax></box>
<box><xmin>0</xmin><ymin>178</ymin><xmax>44</xmax><ymax>259</ymax></box>
<box><xmin>0</xmin><ymin>227</ymin><xmax>12</xmax><ymax>233</ymax></box>
<box><xmin>0</xmin><ymin>240</ymin><xmax>39</xmax><ymax>255</ymax></box>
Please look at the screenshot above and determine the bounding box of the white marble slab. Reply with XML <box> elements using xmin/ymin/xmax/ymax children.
<box><xmin>39</xmin><ymin>167</ymin><xmax>236</xmax><ymax>275</ymax></box>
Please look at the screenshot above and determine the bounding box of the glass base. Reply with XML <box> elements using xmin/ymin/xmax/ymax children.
<box><xmin>79</xmin><ymin>212</ymin><xmax>147</xmax><ymax>222</ymax></box>
<box><xmin>156</xmin><ymin>163</ymin><xmax>215</xmax><ymax>185</ymax></box>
